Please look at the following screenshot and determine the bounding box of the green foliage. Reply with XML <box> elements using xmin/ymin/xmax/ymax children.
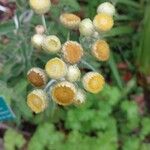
<box><xmin>136</xmin><ymin>2</ymin><xmax>150</xmax><ymax>75</ymax></box>
<box><xmin>4</xmin><ymin>128</ymin><xmax>26</xmax><ymax>150</ymax></box>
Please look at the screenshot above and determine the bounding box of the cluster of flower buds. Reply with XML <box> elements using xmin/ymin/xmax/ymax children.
<box><xmin>27</xmin><ymin>1</ymin><xmax>116</xmax><ymax>113</ymax></box>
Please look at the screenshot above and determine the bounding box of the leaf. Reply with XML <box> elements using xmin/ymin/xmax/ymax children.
<box><xmin>140</xmin><ymin>117</ymin><xmax>150</xmax><ymax>140</ymax></box>
<box><xmin>0</xmin><ymin>21</ymin><xmax>15</xmax><ymax>35</ymax></box>
<box><xmin>4</xmin><ymin>128</ymin><xmax>26</xmax><ymax>150</ymax></box>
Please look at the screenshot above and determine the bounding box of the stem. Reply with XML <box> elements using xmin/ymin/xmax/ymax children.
<box><xmin>41</xmin><ymin>15</ymin><xmax>48</xmax><ymax>33</ymax></box>
<box><xmin>67</xmin><ymin>31</ymin><xmax>70</xmax><ymax>41</ymax></box>
<box><xmin>44</xmin><ymin>80</ymin><xmax>56</xmax><ymax>92</ymax></box>
<box><xmin>81</xmin><ymin>60</ymin><xmax>97</xmax><ymax>71</ymax></box>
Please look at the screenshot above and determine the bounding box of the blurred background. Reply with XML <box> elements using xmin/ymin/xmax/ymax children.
<box><xmin>0</xmin><ymin>0</ymin><xmax>150</xmax><ymax>149</ymax></box>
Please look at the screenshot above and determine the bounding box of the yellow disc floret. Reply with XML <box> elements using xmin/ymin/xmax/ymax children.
<box><xmin>60</xmin><ymin>13</ymin><xmax>81</xmax><ymax>29</ymax></box>
<box><xmin>51</xmin><ymin>81</ymin><xmax>77</xmax><ymax>106</ymax></box>
<box><xmin>27</xmin><ymin>89</ymin><xmax>48</xmax><ymax>113</ymax></box>
<box><xmin>93</xmin><ymin>13</ymin><xmax>114</xmax><ymax>32</ymax></box>
<box><xmin>92</xmin><ymin>40</ymin><xmax>110</xmax><ymax>61</ymax></box>
<box><xmin>45</xmin><ymin>57</ymin><xmax>67</xmax><ymax>79</ymax></box>
<box><xmin>82</xmin><ymin>72</ymin><xmax>105</xmax><ymax>93</ymax></box>
<box><xmin>62</xmin><ymin>41</ymin><xmax>84</xmax><ymax>64</ymax></box>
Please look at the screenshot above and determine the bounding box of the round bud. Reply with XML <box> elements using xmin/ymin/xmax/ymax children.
<box><xmin>97</xmin><ymin>2</ymin><xmax>115</xmax><ymax>16</ymax></box>
<box><xmin>66</xmin><ymin>65</ymin><xmax>81</xmax><ymax>82</ymax></box>
<box><xmin>27</xmin><ymin>89</ymin><xmax>48</xmax><ymax>113</ymax></box>
<box><xmin>27</xmin><ymin>67</ymin><xmax>48</xmax><ymax>88</ymax></box>
<box><xmin>29</xmin><ymin>0</ymin><xmax>51</xmax><ymax>15</ymax></box>
<box><xmin>74</xmin><ymin>89</ymin><xmax>86</xmax><ymax>105</ymax></box>
<box><xmin>82</xmin><ymin>72</ymin><xmax>105</xmax><ymax>94</ymax></box>
<box><xmin>31</xmin><ymin>34</ymin><xmax>45</xmax><ymax>49</ymax></box>
<box><xmin>92</xmin><ymin>40</ymin><xmax>110</xmax><ymax>61</ymax></box>
<box><xmin>35</xmin><ymin>25</ymin><xmax>45</xmax><ymax>34</ymax></box>
<box><xmin>42</xmin><ymin>35</ymin><xmax>61</xmax><ymax>53</ymax></box>
<box><xmin>93</xmin><ymin>13</ymin><xmax>114</xmax><ymax>32</ymax></box>
<box><xmin>45</xmin><ymin>57</ymin><xmax>67</xmax><ymax>79</ymax></box>
<box><xmin>60</xmin><ymin>13</ymin><xmax>81</xmax><ymax>29</ymax></box>
<box><xmin>51</xmin><ymin>81</ymin><xmax>77</xmax><ymax>106</ymax></box>
<box><xmin>62</xmin><ymin>41</ymin><xmax>84</xmax><ymax>64</ymax></box>
<box><xmin>79</xmin><ymin>18</ymin><xmax>95</xmax><ymax>36</ymax></box>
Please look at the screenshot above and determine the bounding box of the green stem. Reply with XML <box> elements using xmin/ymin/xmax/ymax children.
<box><xmin>81</xmin><ymin>60</ymin><xmax>97</xmax><ymax>71</ymax></box>
<box><xmin>41</xmin><ymin>15</ymin><xmax>48</xmax><ymax>33</ymax></box>
<box><xmin>67</xmin><ymin>31</ymin><xmax>70</xmax><ymax>41</ymax></box>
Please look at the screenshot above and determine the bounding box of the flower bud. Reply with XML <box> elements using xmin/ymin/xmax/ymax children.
<box><xmin>45</xmin><ymin>57</ymin><xmax>67</xmax><ymax>79</ymax></box>
<box><xmin>60</xmin><ymin>13</ymin><xmax>81</xmax><ymax>29</ymax></box>
<box><xmin>93</xmin><ymin>13</ymin><xmax>114</xmax><ymax>32</ymax></box>
<box><xmin>42</xmin><ymin>35</ymin><xmax>61</xmax><ymax>53</ymax></box>
<box><xmin>27</xmin><ymin>89</ymin><xmax>48</xmax><ymax>113</ymax></box>
<box><xmin>66</xmin><ymin>65</ymin><xmax>81</xmax><ymax>82</ymax></box>
<box><xmin>79</xmin><ymin>18</ymin><xmax>95</xmax><ymax>36</ymax></box>
<box><xmin>97</xmin><ymin>2</ymin><xmax>115</xmax><ymax>16</ymax></box>
<box><xmin>62</xmin><ymin>41</ymin><xmax>84</xmax><ymax>64</ymax></box>
<box><xmin>74</xmin><ymin>89</ymin><xmax>86</xmax><ymax>105</ymax></box>
<box><xmin>29</xmin><ymin>0</ymin><xmax>51</xmax><ymax>15</ymax></box>
<box><xmin>27</xmin><ymin>67</ymin><xmax>48</xmax><ymax>88</ymax></box>
<box><xmin>82</xmin><ymin>72</ymin><xmax>105</xmax><ymax>93</ymax></box>
<box><xmin>31</xmin><ymin>34</ymin><xmax>45</xmax><ymax>49</ymax></box>
<box><xmin>51</xmin><ymin>81</ymin><xmax>77</xmax><ymax>106</ymax></box>
<box><xmin>92</xmin><ymin>40</ymin><xmax>110</xmax><ymax>61</ymax></box>
<box><xmin>35</xmin><ymin>25</ymin><xmax>45</xmax><ymax>34</ymax></box>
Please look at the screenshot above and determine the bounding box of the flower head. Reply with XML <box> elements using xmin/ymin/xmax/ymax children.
<box><xmin>82</xmin><ymin>72</ymin><xmax>105</xmax><ymax>93</ymax></box>
<box><xmin>27</xmin><ymin>67</ymin><xmax>47</xmax><ymax>88</ymax></box>
<box><xmin>66</xmin><ymin>65</ymin><xmax>81</xmax><ymax>82</ymax></box>
<box><xmin>97</xmin><ymin>2</ymin><xmax>115</xmax><ymax>16</ymax></box>
<box><xmin>35</xmin><ymin>25</ymin><xmax>45</xmax><ymax>34</ymax></box>
<box><xmin>60</xmin><ymin>13</ymin><xmax>81</xmax><ymax>29</ymax></box>
<box><xmin>74</xmin><ymin>89</ymin><xmax>86</xmax><ymax>105</ymax></box>
<box><xmin>92</xmin><ymin>40</ymin><xmax>110</xmax><ymax>61</ymax></box>
<box><xmin>62</xmin><ymin>41</ymin><xmax>84</xmax><ymax>64</ymax></box>
<box><xmin>51</xmin><ymin>81</ymin><xmax>77</xmax><ymax>106</ymax></box>
<box><xmin>29</xmin><ymin>0</ymin><xmax>51</xmax><ymax>14</ymax></box>
<box><xmin>79</xmin><ymin>18</ymin><xmax>95</xmax><ymax>36</ymax></box>
<box><xmin>42</xmin><ymin>35</ymin><xmax>61</xmax><ymax>53</ymax></box>
<box><xmin>93</xmin><ymin>13</ymin><xmax>114</xmax><ymax>32</ymax></box>
<box><xmin>45</xmin><ymin>57</ymin><xmax>67</xmax><ymax>79</ymax></box>
<box><xmin>27</xmin><ymin>89</ymin><xmax>48</xmax><ymax>113</ymax></box>
<box><xmin>31</xmin><ymin>34</ymin><xmax>45</xmax><ymax>49</ymax></box>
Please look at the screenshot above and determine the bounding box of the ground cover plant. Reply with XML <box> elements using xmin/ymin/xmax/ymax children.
<box><xmin>0</xmin><ymin>0</ymin><xmax>150</xmax><ymax>150</ymax></box>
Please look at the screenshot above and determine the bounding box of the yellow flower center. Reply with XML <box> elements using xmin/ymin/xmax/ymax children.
<box><xmin>53</xmin><ymin>86</ymin><xmax>75</xmax><ymax>105</ymax></box>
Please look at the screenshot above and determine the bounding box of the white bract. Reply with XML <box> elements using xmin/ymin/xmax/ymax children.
<box><xmin>79</xmin><ymin>18</ymin><xmax>94</xmax><ymax>36</ymax></box>
<box><xmin>97</xmin><ymin>2</ymin><xmax>115</xmax><ymax>16</ymax></box>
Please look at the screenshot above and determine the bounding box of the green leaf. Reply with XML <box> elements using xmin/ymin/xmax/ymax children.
<box><xmin>4</xmin><ymin>128</ymin><xmax>26</xmax><ymax>150</ymax></box>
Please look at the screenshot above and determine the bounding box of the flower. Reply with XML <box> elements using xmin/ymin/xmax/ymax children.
<box><xmin>45</xmin><ymin>57</ymin><xmax>67</xmax><ymax>79</ymax></box>
<box><xmin>42</xmin><ymin>35</ymin><xmax>61</xmax><ymax>53</ymax></box>
<box><xmin>92</xmin><ymin>40</ymin><xmax>110</xmax><ymax>61</ymax></box>
<box><xmin>27</xmin><ymin>67</ymin><xmax>48</xmax><ymax>87</ymax></box>
<box><xmin>79</xmin><ymin>18</ymin><xmax>95</xmax><ymax>36</ymax></box>
<box><xmin>29</xmin><ymin>0</ymin><xmax>51</xmax><ymax>14</ymax></box>
<box><xmin>31</xmin><ymin>34</ymin><xmax>45</xmax><ymax>49</ymax></box>
<box><xmin>62</xmin><ymin>41</ymin><xmax>84</xmax><ymax>64</ymax></box>
<box><xmin>27</xmin><ymin>89</ymin><xmax>48</xmax><ymax>113</ymax></box>
<box><xmin>97</xmin><ymin>2</ymin><xmax>115</xmax><ymax>16</ymax></box>
<box><xmin>93</xmin><ymin>13</ymin><xmax>114</xmax><ymax>32</ymax></box>
<box><xmin>74</xmin><ymin>89</ymin><xmax>86</xmax><ymax>105</ymax></box>
<box><xmin>60</xmin><ymin>13</ymin><xmax>81</xmax><ymax>29</ymax></box>
<box><xmin>66</xmin><ymin>65</ymin><xmax>81</xmax><ymax>82</ymax></box>
<box><xmin>51</xmin><ymin>81</ymin><xmax>77</xmax><ymax>106</ymax></box>
<box><xmin>82</xmin><ymin>72</ymin><xmax>105</xmax><ymax>93</ymax></box>
<box><xmin>35</xmin><ymin>25</ymin><xmax>45</xmax><ymax>34</ymax></box>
